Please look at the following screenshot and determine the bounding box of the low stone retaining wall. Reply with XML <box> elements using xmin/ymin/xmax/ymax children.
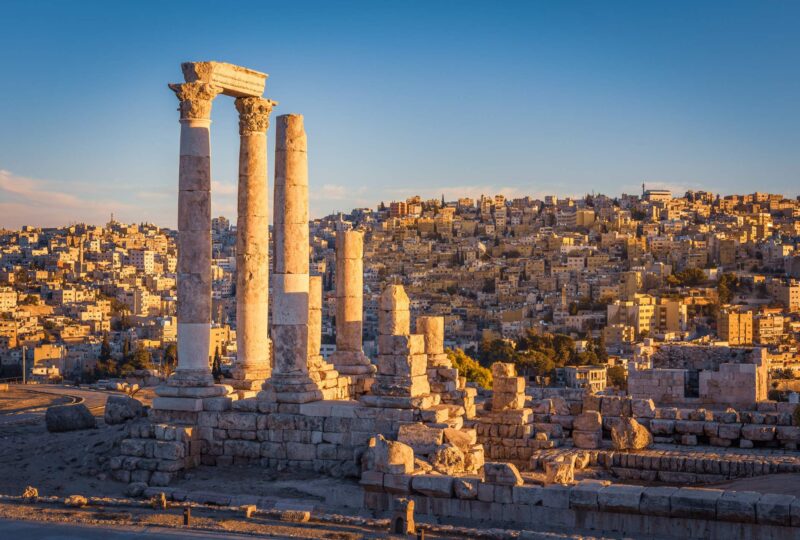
<box><xmin>530</xmin><ymin>447</ymin><xmax>800</xmax><ymax>484</ymax></box>
<box><xmin>365</xmin><ymin>470</ymin><xmax>800</xmax><ymax>539</ymax></box>
<box><xmin>112</xmin><ymin>398</ymin><xmax>461</xmax><ymax>485</ymax></box>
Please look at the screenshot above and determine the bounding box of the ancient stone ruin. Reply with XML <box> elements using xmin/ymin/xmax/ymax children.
<box><xmin>106</xmin><ymin>62</ymin><xmax>800</xmax><ymax>538</ymax></box>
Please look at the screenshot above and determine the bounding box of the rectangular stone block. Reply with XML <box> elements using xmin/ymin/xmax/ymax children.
<box><xmin>639</xmin><ymin>486</ymin><xmax>678</xmax><ymax>517</ymax></box>
<box><xmin>670</xmin><ymin>487</ymin><xmax>723</xmax><ymax>519</ymax></box>
<box><xmin>411</xmin><ymin>475</ymin><xmax>454</xmax><ymax>498</ymax></box>
<box><xmin>152</xmin><ymin>397</ymin><xmax>204</xmax><ymax>412</ymax></box>
<box><xmin>756</xmin><ymin>493</ymin><xmax>795</xmax><ymax>526</ymax></box>
<box><xmin>598</xmin><ymin>485</ymin><xmax>644</xmax><ymax>513</ymax></box>
<box><xmin>378</xmin><ymin>334</ymin><xmax>424</xmax><ymax>356</ymax></box>
<box><xmin>717</xmin><ymin>491</ymin><xmax>760</xmax><ymax>523</ymax></box>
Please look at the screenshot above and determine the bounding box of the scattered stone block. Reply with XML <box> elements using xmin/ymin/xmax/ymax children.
<box><xmin>45</xmin><ymin>404</ymin><xmax>96</xmax><ymax>432</ymax></box>
<box><xmin>544</xmin><ymin>455</ymin><xmax>575</xmax><ymax>486</ymax></box>
<box><xmin>483</xmin><ymin>462</ymin><xmax>523</xmax><ymax>486</ymax></box>
<box><xmin>104</xmin><ymin>395</ymin><xmax>144</xmax><ymax>425</ymax></box>
<box><xmin>611</xmin><ymin>417</ymin><xmax>652</xmax><ymax>450</ymax></box>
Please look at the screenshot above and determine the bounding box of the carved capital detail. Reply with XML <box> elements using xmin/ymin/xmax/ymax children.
<box><xmin>168</xmin><ymin>82</ymin><xmax>223</xmax><ymax>120</ymax></box>
<box><xmin>235</xmin><ymin>97</ymin><xmax>278</xmax><ymax>135</ymax></box>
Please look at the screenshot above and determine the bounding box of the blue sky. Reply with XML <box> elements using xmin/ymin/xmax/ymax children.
<box><xmin>1</xmin><ymin>0</ymin><xmax>798</xmax><ymax>228</ymax></box>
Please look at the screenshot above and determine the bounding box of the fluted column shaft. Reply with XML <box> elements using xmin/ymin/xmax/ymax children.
<box><xmin>170</xmin><ymin>81</ymin><xmax>221</xmax><ymax>384</ymax></box>
<box><xmin>233</xmin><ymin>97</ymin><xmax>276</xmax><ymax>384</ymax></box>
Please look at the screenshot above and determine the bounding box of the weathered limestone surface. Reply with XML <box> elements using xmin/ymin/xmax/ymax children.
<box><xmin>361</xmin><ymin>285</ymin><xmax>433</xmax><ymax>409</ymax></box>
<box><xmin>329</xmin><ymin>229</ymin><xmax>374</xmax><ymax>394</ymax></box>
<box><xmin>181</xmin><ymin>61</ymin><xmax>267</xmax><ymax>98</ymax></box>
<box><xmin>164</xmin><ymin>81</ymin><xmax>221</xmax><ymax>389</ymax></box>
<box><xmin>230</xmin><ymin>96</ymin><xmax>276</xmax><ymax>391</ymax></box>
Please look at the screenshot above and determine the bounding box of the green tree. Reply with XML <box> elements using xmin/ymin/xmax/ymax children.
<box><xmin>163</xmin><ymin>343</ymin><xmax>177</xmax><ymax>377</ymax></box>
<box><xmin>212</xmin><ymin>346</ymin><xmax>223</xmax><ymax>381</ymax></box>
<box><xmin>515</xmin><ymin>350</ymin><xmax>555</xmax><ymax>378</ymax></box>
<box><xmin>447</xmin><ymin>348</ymin><xmax>492</xmax><ymax>389</ymax></box>
<box><xmin>478</xmin><ymin>338</ymin><xmax>516</xmax><ymax>366</ymax></box>
<box><xmin>607</xmin><ymin>365</ymin><xmax>627</xmax><ymax>390</ymax></box>
<box><xmin>717</xmin><ymin>272</ymin><xmax>739</xmax><ymax>304</ymax></box>
<box><xmin>99</xmin><ymin>333</ymin><xmax>111</xmax><ymax>362</ymax></box>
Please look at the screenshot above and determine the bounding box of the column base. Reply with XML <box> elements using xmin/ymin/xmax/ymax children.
<box><xmin>258</xmin><ymin>373</ymin><xmax>323</xmax><ymax>404</ymax></box>
<box><xmin>329</xmin><ymin>350</ymin><xmax>375</xmax><ymax>374</ymax></box>
<box><xmin>154</xmin><ymin>376</ymin><xmax>233</xmax><ymax>415</ymax></box>
<box><xmin>165</xmin><ymin>369</ymin><xmax>215</xmax><ymax>387</ymax></box>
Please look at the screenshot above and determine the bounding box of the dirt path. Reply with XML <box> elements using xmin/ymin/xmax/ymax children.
<box><xmin>0</xmin><ymin>388</ymin><xmax>72</xmax><ymax>414</ymax></box>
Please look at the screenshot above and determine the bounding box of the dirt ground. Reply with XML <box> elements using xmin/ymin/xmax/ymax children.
<box><xmin>0</xmin><ymin>500</ymin><xmax>391</xmax><ymax>539</ymax></box>
<box><xmin>0</xmin><ymin>388</ymin><xmax>70</xmax><ymax>413</ymax></box>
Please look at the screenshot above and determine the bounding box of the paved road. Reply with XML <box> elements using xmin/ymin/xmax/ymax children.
<box><xmin>0</xmin><ymin>519</ymin><xmax>292</xmax><ymax>539</ymax></box>
<box><xmin>0</xmin><ymin>384</ymin><xmax>114</xmax><ymax>426</ymax></box>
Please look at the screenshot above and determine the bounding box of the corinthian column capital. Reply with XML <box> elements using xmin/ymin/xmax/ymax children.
<box><xmin>168</xmin><ymin>82</ymin><xmax>223</xmax><ymax>121</ymax></box>
<box><xmin>235</xmin><ymin>97</ymin><xmax>278</xmax><ymax>135</ymax></box>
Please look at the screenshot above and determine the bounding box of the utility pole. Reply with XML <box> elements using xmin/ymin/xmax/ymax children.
<box><xmin>22</xmin><ymin>345</ymin><xmax>27</xmax><ymax>385</ymax></box>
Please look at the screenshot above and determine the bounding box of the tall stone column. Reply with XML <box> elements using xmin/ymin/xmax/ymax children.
<box><xmin>329</xmin><ymin>229</ymin><xmax>375</xmax><ymax>398</ymax></box>
<box><xmin>168</xmin><ymin>81</ymin><xmax>221</xmax><ymax>387</ymax></box>
<box><xmin>153</xmin><ymin>81</ymin><xmax>231</xmax><ymax>413</ymax></box>
<box><xmin>230</xmin><ymin>97</ymin><xmax>276</xmax><ymax>394</ymax></box>
<box><xmin>260</xmin><ymin>114</ymin><xmax>321</xmax><ymax>403</ymax></box>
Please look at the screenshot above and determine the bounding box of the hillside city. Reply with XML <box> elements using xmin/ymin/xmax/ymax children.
<box><xmin>2</xmin><ymin>187</ymin><xmax>799</xmax><ymax>399</ymax></box>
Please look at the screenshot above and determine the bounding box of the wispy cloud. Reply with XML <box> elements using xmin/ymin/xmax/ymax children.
<box><xmin>0</xmin><ymin>169</ymin><xmax>140</xmax><ymax>228</ymax></box>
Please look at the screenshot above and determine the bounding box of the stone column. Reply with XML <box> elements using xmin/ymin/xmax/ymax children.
<box><xmin>230</xmin><ymin>97</ymin><xmax>276</xmax><ymax>393</ymax></box>
<box><xmin>308</xmin><ymin>275</ymin><xmax>323</xmax><ymax>359</ymax></box>
<box><xmin>168</xmin><ymin>81</ymin><xmax>221</xmax><ymax>387</ymax></box>
<box><xmin>260</xmin><ymin>114</ymin><xmax>320</xmax><ymax>403</ymax></box>
<box><xmin>416</xmin><ymin>316</ymin><xmax>447</xmax><ymax>365</ymax></box>
<box><xmin>361</xmin><ymin>284</ymin><xmax>432</xmax><ymax>409</ymax></box>
<box><xmin>329</xmin><ymin>229</ymin><xmax>373</xmax><ymax>377</ymax></box>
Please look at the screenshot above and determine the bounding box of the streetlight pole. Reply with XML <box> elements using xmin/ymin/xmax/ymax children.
<box><xmin>22</xmin><ymin>345</ymin><xmax>27</xmax><ymax>385</ymax></box>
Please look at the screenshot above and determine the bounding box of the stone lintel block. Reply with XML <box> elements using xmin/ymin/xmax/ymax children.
<box><xmin>152</xmin><ymin>397</ymin><xmax>204</xmax><ymax>412</ymax></box>
<box><xmin>182</xmin><ymin>61</ymin><xmax>267</xmax><ymax>98</ymax></box>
